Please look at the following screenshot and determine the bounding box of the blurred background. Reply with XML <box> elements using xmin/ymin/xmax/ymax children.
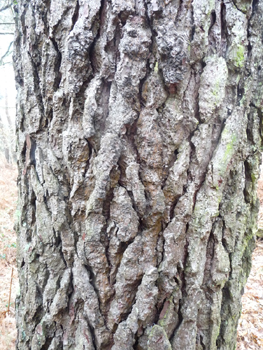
<box><xmin>0</xmin><ymin>2</ymin><xmax>17</xmax><ymax>349</ymax></box>
<box><xmin>0</xmin><ymin>0</ymin><xmax>16</xmax><ymax>164</ymax></box>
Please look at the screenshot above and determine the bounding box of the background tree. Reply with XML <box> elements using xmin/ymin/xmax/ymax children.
<box><xmin>14</xmin><ymin>0</ymin><xmax>263</xmax><ymax>349</ymax></box>
<box><xmin>0</xmin><ymin>0</ymin><xmax>15</xmax><ymax>163</ymax></box>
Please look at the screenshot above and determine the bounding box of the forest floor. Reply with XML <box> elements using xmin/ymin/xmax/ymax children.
<box><xmin>0</xmin><ymin>158</ymin><xmax>262</xmax><ymax>349</ymax></box>
<box><xmin>0</xmin><ymin>157</ymin><xmax>17</xmax><ymax>349</ymax></box>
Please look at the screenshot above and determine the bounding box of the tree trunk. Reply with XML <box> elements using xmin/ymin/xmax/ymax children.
<box><xmin>14</xmin><ymin>1</ymin><xmax>263</xmax><ymax>349</ymax></box>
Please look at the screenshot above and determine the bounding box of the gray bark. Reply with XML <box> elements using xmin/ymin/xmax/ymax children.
<box><xmin>14</xmin><ymin>0</ymin><xmax>263</xmax><ymax>349</ymax></box>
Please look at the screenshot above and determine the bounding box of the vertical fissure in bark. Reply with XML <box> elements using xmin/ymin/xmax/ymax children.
<box><xmin>70</xmin><ymin>0</ymin><xmax>79</xmax><ymax>32</ymax></box>
<box><xmin>27</xmin><ymin>52</ymin><xmax>45</xmax><ymax>118</ymax></box>
<box><xmin>209</xmin><ymin>10</ymin><xmax>217</xmax><ymax>35</ymax></box>
<box><xmin>237</xmin><ymin>81</ymin><xmax>245</xmax><ymax>104</ymax></box>
<box><xmin>220</xmin><ymin>1</ymin><xmax>227</xmax><ymax>56</ymax></box>
<box><xmin>252</xmin><ymin>0</ymin><xmax>260</xmax><ymax>12</ymax></box>
<box><xmin>50</xmin><ymin>37</ymin><xmax>62</xmax><ymax>91</ymax></box>
<box><xmin>89</xmin><ymin>322</ymin><xmax>98</xmax><ymax>350</ymax></box>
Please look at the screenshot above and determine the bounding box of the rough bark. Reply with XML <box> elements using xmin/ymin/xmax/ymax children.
<box><xmin>14</xmin><ymin>0</ymin><xmax>263</xmax><ymax>349</ymax></box>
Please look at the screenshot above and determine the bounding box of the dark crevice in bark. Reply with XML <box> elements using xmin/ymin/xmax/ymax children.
<box><xmin>219</xmin><ymin>215</ymin><xmax>229</xmax><ymax>253</ymax></box>
<box><xmin>174</xmin><ymin>0</ymin><xmax>185</xmax><ymax>25</ymax></box>
<box><xmin>133</xmin><ymin>334</ymin><xmax>140</xmax><ymax>350</ymax></box>
<box><xmin>115</xmin><ymin>276</ymin><xmax>143</xmax><ymax>327</ymax></box>
<box><xmin>258</xmin><ymin>107</ymin><xmax>263</xmax><ymax>140</ymax></box>
<box><xmin>200</xmin><ymin>334</ymin><xmax>206</xmax><ymax>350</ymax></box>
<box><xmin>88</xmin><ymin>322</ymin><xmax>98</xmax><ymax>350</ymax></box>
<box><xmin>21</xmin><ymin>137</ymin><xmax>27</xmax><ymax>168</ymax></box>
<box><xmin>168</xmin><ymin>234</ymin><xmax>189</xmax><ymax>340</ymax></box>
<box><xmin>194</xmin><ymin>75</ymin><xmax>202</xmax><ymax>124</ymax></box>
<box><xmin>246</xmin><ymin>11</ymin><xmax>254</xmax><ymax>64</ymax></box>
<box><xmin>29</xmin><ymin>138</ymin><xmax>37</xmax><ymax>167</ymax></box>
<box><xmin>111</xmin><ymin>164</ymin><xmax>143</xmax><ymax>281</ymax></box>
<box><xmin>188</xmin><ymin>115</ymin><xmax>226</xmax><ymax>212</ymax></box>
<box><xmin>252</xmin><ymin>0</ymin><xmax>259</xmax><ymax>12</ymax></box>
<box><xmin>244</xmin><ymin>159</ymin><xmax>255</xmax><ymax>204</ymax></box>
<box><xmin>50</xmin><ymin>37</ymin><xmax>62</xmax><ymax>91</ymax></box>
<box><xmin>70</xmin><ymin>0</ymin><xmax>79</xmax><ymax>32</ymax></box>
<box><xmin>21</xmin><ymin>259</ymin><xmax>25</xmax><ymax>268</ymax></box>
<box><xmin>118</xmin><ymin>159</ymin><xmax>144</xmax><ymax>224</ymax></box>
<box><xmin>128</xmin><ymin>189</ymin><xmax>142</xmax><ymax>221</ymax></box>
<box><xmin>169</xmin><ymin>297</ymin><xmax>184</xmax><ymax>341</ymax></box>
<box><xmin>143</xmin><ymin>0</ymin><xmax>155</xmax><ymax>55</ymax></box>
<box><xmin>208</xmin><ymin>9</ymin><xmax>217</xmax><ymax>54</ymax></box>
<box><xmin>102</xmin><ymin>185</ymin><xmax>115</xmax><ymax>281</ymax></box>
<box><xmin>104</xmin><ymin>15</ymin><xmax>121</xmax><ymax>78</ymax></box>
<box><xmin>40</xmin><ymin>338</ymin><xmax>52</xmax><ymax>350</ymax></box>
<box><xmin>99</xmin><ymin>0</ymin><xmax>109</xmax><ymax>37</ymax></box>
<box><xmin>209</xmin><ymin>10</ymin><xmax>216</xmax><ymax>35</ymax></box>
<box><xmin>220</xmin><ymin>1</ymin><xmax>227</xmax><ymax>57</ymax></box>
<box><xmin>161</xmin><ymin>149</ymin><xmax>179</xmax><ymax>190</ymax></box>
<box><xmin>89</xmin><ymin>35</ymin><xmax>100</xmax><ymax>76</ymax></box>
<box><xmin>89</xmin><ymin>0</ymin><xmax>107</xmax><ymax>75</ymax></box>
<box><xmin>156</xmin><ymin>229</ymin><xmax>164</xmax><ymax>266</ymax></box>
<box><xmin>50</xmin><ymin>5</ymin><xmax>73</xmax><ymax>39</ymax></box>
<box><xmin>168</xmin><ymin>195</ymin><xmax>181</xmax><ymax>223</ymax></box>
<box><xmin>216</xmin><ymin>281</ymin><xmax>234</xmax><ymax>348</ymax></box>
<box><xmin>138</xmin><ymin>75</ymin><xmax>149</xmax><ymax>110</ymax></box>
<box><xmin>180</xmin><ymin>231</ymin><xmax>189</xmax><ymax>282</ymax></box>
<box><xmin>58</xmin><ymin>242</ymin><xmax>68</xmax><ymax>269</ymax></box>
<box><xmin>83</xmin><ymin>262</ymin><xmax>103</xmax><ymax>314</ymax></box>
<box><xmin>109</xmin><ymin>240</ymin><xmax>132</xmax><ymax>286</ymax></box>
<box><xmin>42</xmin><ymin>0</ymin><xmax>51</xmax><ymax>37</ymax></box>
<box><xmin>118</xmin><ymin>9</ymin><xmax>135</xmax><ymax>27</ymax></box>
<box><xmin>237</xmin><ymin>82</ymin><xmax>245</xmax><ymax>105</ymax></box>
<box><xmin>29</xmin><ymin>189</ymin><xmax>36</xmax><ymax>226</ymax></box>
<box><xmin>231</xmin><ymin>0</ymin><xmax>249</xmax><ymax>14</ymax></box>
<box><xmin>190</xmin><ymin>25</ymin><xmax>195</xmax><ymax>42</ymax></box>
<box><xmin>202</xmin><ymin>225</ymin><xmax>216</xmax><ymax>284</ymax></box>
<box><xmin>83</xmin><ymin>138</ymin><xmax>92</xmax><ymax>178</ymax></box>
<box><xmin>190</xmin><ymin>1</ymin><xmax>195</xmax><ymax>42</ymax></box>
<box><xmin>27</xmin><ymin>52</ymin><xmax>45</xmax><ymax>121</ymax></box>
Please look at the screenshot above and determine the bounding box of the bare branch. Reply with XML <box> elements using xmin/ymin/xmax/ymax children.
<box><xmin>0</xmin><ymin>2</ymin><xmax>12</xmax><ymax>13</ymax></box>
<box><xmin>0</xmin><ymin>40</ymin><xmax>13</xmax><ymax>65</ymax></box>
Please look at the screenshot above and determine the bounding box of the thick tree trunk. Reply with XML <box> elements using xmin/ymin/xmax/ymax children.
<box><xmin>14</xmin><ymin>1</ymin><xmax>263</xmax><ymax>349</ymax></box>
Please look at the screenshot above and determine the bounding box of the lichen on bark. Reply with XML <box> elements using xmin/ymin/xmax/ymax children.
<box><xmin>14</xmin><ymin>0</ymin><xmax>263</xmax><ymax>349</ymax></box>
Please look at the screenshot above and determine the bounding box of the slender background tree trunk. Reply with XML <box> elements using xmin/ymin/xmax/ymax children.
<box><xmin>14</xmin><ymin>0</ymin><xmax>263</xmax><ymax>349</ymax></box>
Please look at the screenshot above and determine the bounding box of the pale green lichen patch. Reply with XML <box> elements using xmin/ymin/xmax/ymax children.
<box><xmin>221</xmin><ymin>133</ymin><xmax>237</xmax><ymax>169</ymax></box>
<box><xmin>235</xmin><ymin>44</ymin><xmax>245</xmax><ymax>68</ymax></box>
<box><xmin>226</xmin><ymin>8</ymin><xmax>247</xmax><ymax>70</ymax></box>
<box><xmin>154</xmin><ymin>61</ymin><xmax>158</xmax><ymax>73</ymax></box>
<box><xmin>211</xmin><ymin>124</ymin><xmax>238</xmax><ymax>188</ymax></box>
<box><xmin>147</xmin><ymin>325</ymin><xmax>172</xmax><ymax>350</ymax></box>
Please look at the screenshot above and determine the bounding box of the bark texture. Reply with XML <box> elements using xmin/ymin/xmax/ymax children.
<box><xmin>14</xmin><ymin>0</ymin><xmax>263</xmax><ymax>349</ymax></box>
